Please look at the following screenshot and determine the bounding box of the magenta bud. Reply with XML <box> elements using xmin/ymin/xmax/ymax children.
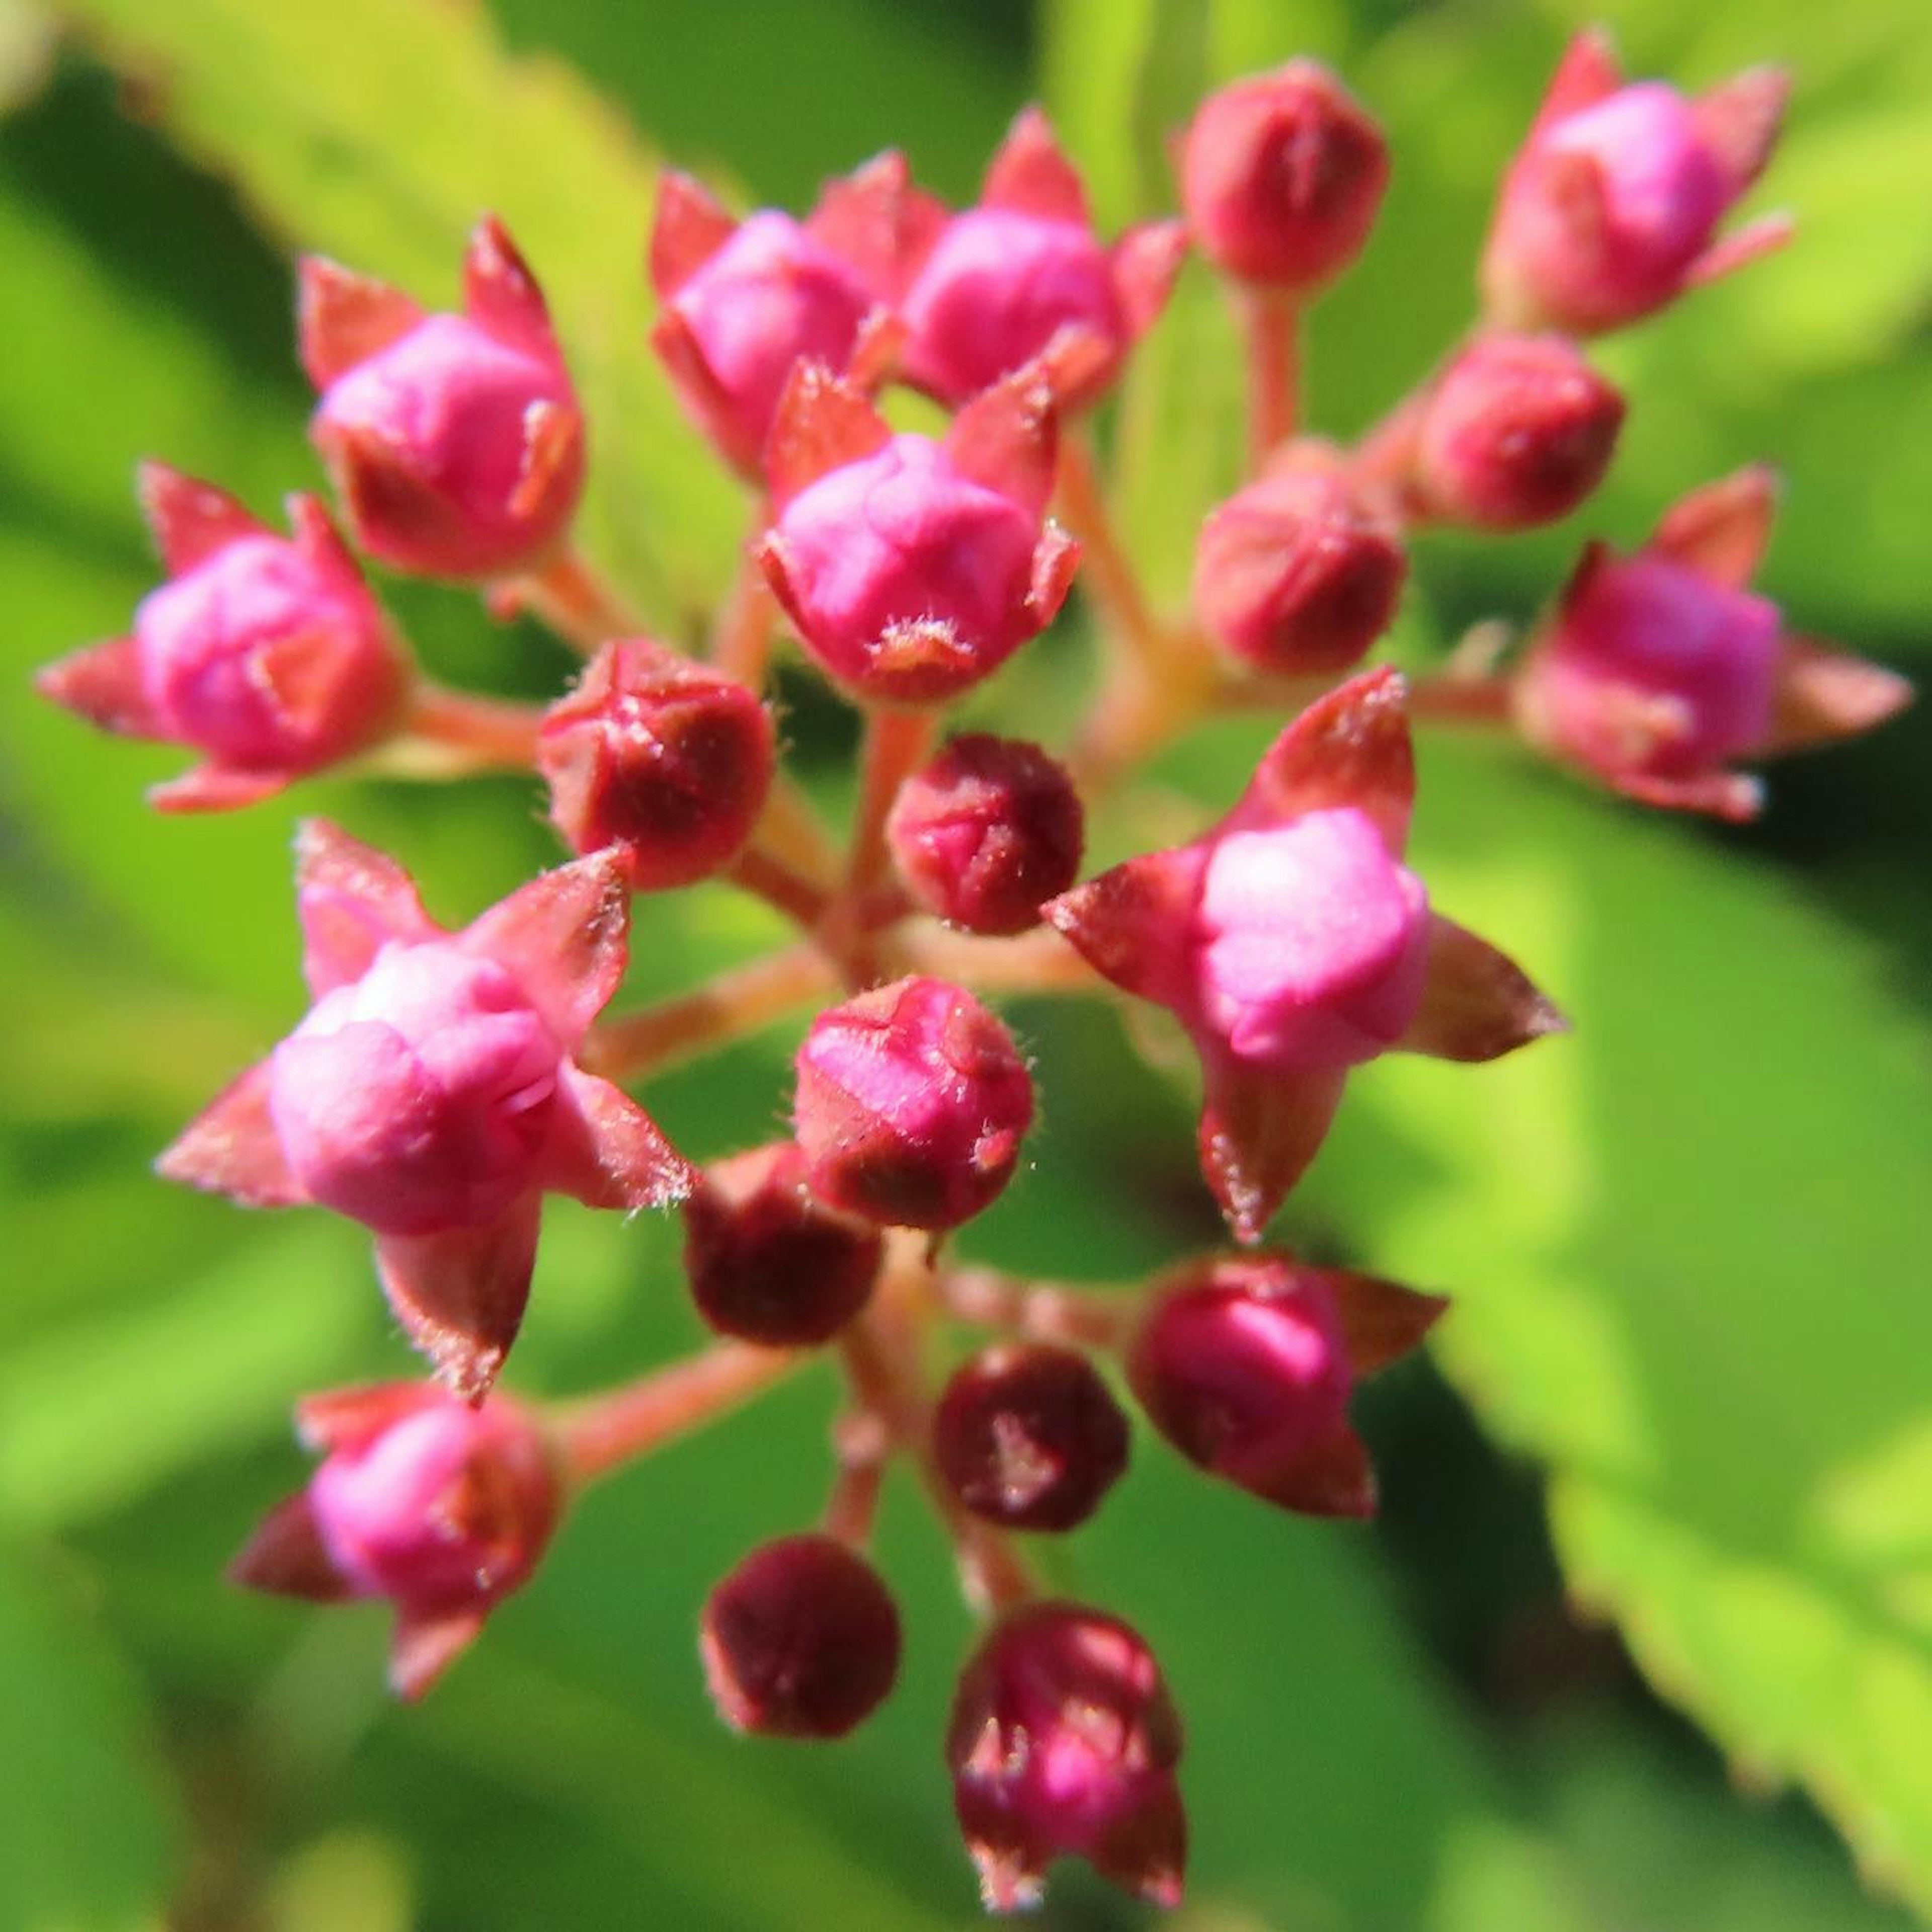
<box><xmin>650</xmin><ymin>176</ymin><xmax>881</xmax><ymax>477</ymax></box>
<box><xmin>681</xmin><ymin>1142</ymin><xmax>882</xmax><ymax>1347</ymax></box>
<box><xmin>1193</xmin><ymin>461</ymin><xmax>1407</xmax><ymax>674</ymax></box>
<box><xmin>232</xmin><ymin>1383</ymin><xmax>560</xmax><ymax>1699</ymax></box>
<box><xmin>1412</xmin><ymin>334</ymin><xmax>1625</xmax><ymax>530</ymax></box>
<box><xmin>700</xmin><ymin>1533</ymin><xmax>902</xmax><ymax>1738</ymax></box>
<box><xmin>536</xmin><ymin>638</ymin><xmax>775</xmax><ymax>890</ymax></box>
<box><xmin>36</xmin><ymin>468</ymin><xmax>408</xmax><ymax>812</ymax></box>
<box><xmin>1129</xmin><ymin>1254</ymin><xmax>1385</xmax><ymax>1515</ymax></box>
<box><xmin>757</xmin><ymin>365</ymin><xmax>1078</xmax><ymax>705</ymax></box>
<box><xmin>303</xmin><ymin>217</ymin><xmax>584</xmax><ymax>581</ymax></box>
<box><xmin>898</xmin><ymin>108</ymin><xmax>1183</xmax><ymax>410</ymax></box>
<box><xmin>886</xmin><ymin>734</ymin><xmax>1084</xmax><ymax>936</ymax></box>
<box><xmin>947</xmin><ymin>1601</ymin><xmax>1186</xmax><ymax>1912</ymax></box>
<box><xmin>1484</xmin><ymin>33</ymin><xmax>1792</xmax><ymax>335</ymax></box>
<box><xmin>934</xmin><ymin>1344</ymin><xmax>1129</xmax><ymax>1532</ymax></box>
<box><xmin>792</xmin><ymin>977</ymin><xmax>1034</xmax><ymax>1232</ymax></box>
<box><xmin>1179</xmin><ymin>62</ymin><xmax>1390</xmax><ymax>294</ymax></box>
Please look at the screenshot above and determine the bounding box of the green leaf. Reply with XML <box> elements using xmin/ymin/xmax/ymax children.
<box><xmin>0</xmin><ymin>1554</ymin><xmax>179</xmax><ymax>1930</ymax></box>
<box><xmin>60</xmin><ymin>0</ymin><xmax>742</xmax><ymax>623</ymax></box>
<box><xmin>1301</xmin><ymin>741</ymin><xmax>1932</xmax><ymax>1918</ymax></box>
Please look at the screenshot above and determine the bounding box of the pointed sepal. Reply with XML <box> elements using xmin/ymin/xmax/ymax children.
<box><xmin>1397</xmin><ymin>914</ymin><xmax>1568</xmax><ymax>1063</ymax></box>
<box><xmin>805</xmin><ymin>149</ymin><xmax>948</xmax><ymax>301</ymax></box>
<box><xmin>1197</xmin><ymin>1058</ymin><xmax>1349</xmax><ymax>1243</ymax></box>
<box><xmin>761</xmin><ymin>361</ymin><xmax>893</xmax><ymax>509</ymax></box>
<box><xmin>137</xmin><ymin>460</ymin><xmax>263</xmax><ymax>574</ymax></box>
<box><xmin>1684</xmin><ymin>211</ymin><xmax>1795</xmax><ymax>290</ymax></box>
<box><xmin>229</xmin><ymin>1491</ymin><xmax>353</xmax><ymax>1602</ymax></box>
<box><xmin>1648</xmin><ymin>464</ymin><xmax>1779</xmax><ymax>588</ymax></box>
<box><xmin>34</xmin><ymin>637</ymin><xmax>167</xmax><ymax>740</ymax></box>
<box><xmin>389</xmin><ymin>1602</ymin><xmax>488</xmax><ymax>1702</ymax></box>
<box><xmin>294</xmin><ymin>817</ymin><xmax>440</xmax><ymax>998</ymax></box>
<box><xmin>1763</xmin><ymin>637</ymin><xmax>1914</xmax><ymax>755</ymax></box>
<box><xmin>547</xmin><ymin>1064</ymin><xmax>693</xmax><ymax>1212</ymax></box>
<box><xmin>1043</xmin><ymin>845</ymin><xmax>1206</xmax><ymax>1008</ymax></box>
<box><xmin>297</xmin><ymin>255</ymin><xmax>423</xmax><ymax>388</ymax></box>
<box><xmin>981</xmin><ymin>106</ymin><xmax>1089</xmax><ymax>224</ymax></box>
<box><xmin>464</xmin><ymin>215</ymin><xmax>559</xmax><ymax>359</ymax></box>
<box><xmin>457</xmin><ymin>849</ymin><xmax>630</xmax><ymax>1048</ymax></box>
<box><xmin>649</xmin><ymin>171</ymin><xmax>738</xmax><ymax>297</ymax></box>
<box><xmin>148</xmin><ymin>764</ymin><xmax>294</xmax><ymax>815</ymax></box>
<box><xmin>1693</xmin><ymin>65</ymin><xmax>1790</xmax><ymax>192</ymax></box>
<box><xmin>156</xmin><ymin>1060</ymin><xmax>305</xmax><ymax>1207</ymax></box>
<box><xmin>1253</xmin><ymin>1420</ymin><xmax>1377</xmax><ymax>1517</ymax></box>
<box><xmin>944</xmin><ymin>365</ymin><xmax>1059</xmax><ymax>515</ymax></box>
<box><xmin>1109</xmin><ymin>219</ymin><xmax>1188</xmax><ymax>341</ymax></box>
<box><xmin>1325</xmin><ymin>1268</ymin><xmax>1449</xmax><ymax>1376</ymax></box>
<box><xmin>1532</xmin><ymin>28</ymin><xmax>1623</xmax><ymax>134</ymax></box>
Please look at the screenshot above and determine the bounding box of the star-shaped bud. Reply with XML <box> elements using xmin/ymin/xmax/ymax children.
<box><xmin>1128</xmin><ymin>1251</ymin><xmax>1445</xmax><ymax>1515</ymax></box>
<box><xmin>36</xmin><ymin>465</ymin><xmax>409</xmax><ymax>812</ymax></box>
<box><xmin>1482</xmin><ymin>30</ymin><xmax>1793</xmax><ymax>335</ymax></box>
<box><xmin>1045</xmin><ymin>669</ymin><xmax>1565</xmax><ymax>1240</ymax></box>
<box><xmin>158</xmin><ymin>821</ymin><xmax>691</xmax><ymax>1395</ymax></box>
<box><xmin>895</xmin><ymin>107</ymin><xmax>1186</xmax><ymax>410</ymax></box>
<box><xmin>648</xmin><ymin>167</ymin><xmax>909</xmax><ymax>478</ymax></box>
<box><xmin>755</xmin><ymin>362</ymin><xmax>1079</xmax><ymax>704</ymax></box>
<box><xmin>947</xmin><ymin>1601</ymin><xmax>1186</xmax><ymax>1913</ymax></box>
<box><xmin>1513</xmin><ymin>468</ymin><xmax>1913</xmax><ymax>820</ymax></box>
<box><xmin>231</xmin><ymin>1382</ymin><xmax>560</xmax><ymax>1699</ymax></box>
<box><xmin>302</xmin><ymin>216</ymin><xmax>585</xmax><ymax>581</ymax></box>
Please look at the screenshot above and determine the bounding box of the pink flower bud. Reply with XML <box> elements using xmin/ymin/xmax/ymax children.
<box><xmin>886</xmin><ymin>734</ymin><xmax>1084</xmax><ymax>935</ymax></box>
<box><xmin>36</xmin><ymin>467</ymin><xmax>407</xmax><ymax>812</ymax></box>
<box><xmin>1511</xmin><ymin>467</ymin><xmax>1911</xmax><ymax>819</ymax></box>
<box><xmin>1193</xmin><ymin>461</ymin><xmax>1407</xmax><ymax>673</ymax></box>
<box><xmin>303</xmin><ymin>217</ymin><xmax>585</xmax><ymax>580</ymax></box>
<box><xmin>537</xmin><ymin>639</ymin><xmax>774</xmax><ymax>889</ymax></box>
<box><xmin>1192</xmin><ymin>809</ymin><xmax>1432</xmax><ymax>1071</ymax></box>
<box><xmin>681</xmin><ymin>1142</ymin><xmax>882</xmax><ymax>1347</ymax></box>
<box><xmin>700</xmin><ymin>1534</ymin><xmax>902</xmax><ymax>1738</ymax></box>
<box><xmin>793</xmin><ymin>976</ymin><xmax>1033</xmax><ymax>1232</ymax></box>
<box><xmin>650</xmin><ymin>173</ymin><xmax>886</xmax><ymax>477</ymax></box>
<box><xmin>270</xmin><ymin>938</ymin><xmax>563</xmax><ymax>1238</ymax></box>
<box><xmin>1411</xmin><ymin>334</ymin><xmax>1625</xmax><ymax>530</ymax></box>
<box><xmin>160</xmin><ymin>823</ymin><xmax>690</xmax><ymax>1395</ymax></box>
<box><xmin>898</xmin><ymin>109</ymin><xmax>1184</xmax><ymax>410</ymax></box>
<box><xmin>1483</xmin><ymin>32</ymin><xmax>1792</xmax><ymax>334</ymax></box>
<box><xmin>231</xmin><ymin>1383</ymin><xmax>560</xmax><ymax>1699</ymax></box>
<box><xmin>947</xmin><ymin>1601</ymin><xmax>1185</xmax><ymax>1911</ymax></box>
<box><xmin>934</xmin><ymin>1344</ymin><xmax>1130</xmax><ymax>1532</ymax></box>
<box><xmin>1179</xmin><ymin>62</ymin><xmax>1390</xmax><ymax>294</ymax></box>
<box><xmin>757</xmin><ymin>365</ymin><xmax>1078</xmax><ymax>704</ymax></box>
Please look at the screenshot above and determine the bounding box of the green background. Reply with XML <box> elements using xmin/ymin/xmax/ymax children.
<box><xmin>3</xmin><ymin>0</ymin><xmax>1930</xmax><ymax>1926</ymax></box>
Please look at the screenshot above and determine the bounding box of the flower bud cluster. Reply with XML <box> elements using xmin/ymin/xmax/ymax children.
<box><xmin>35</xmin><ymin>30</ymin><xmax>1908</xmax><ymax>1922</ymax></box>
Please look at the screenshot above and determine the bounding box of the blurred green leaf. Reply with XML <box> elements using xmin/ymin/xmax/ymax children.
<box><xmin>60</xmin><ymin>0</ymin><xmax>742</xmax><ymax>624</ymax></box>
<box><xmin>0</xmin><ymin>1554</ymin><xmax>179</xmax><ymax>1930</ymax></box>
<box><xmin>1296</xmin><ymin>740</ymin><xmax>1932</xmax><ymax>1918</ymax></box>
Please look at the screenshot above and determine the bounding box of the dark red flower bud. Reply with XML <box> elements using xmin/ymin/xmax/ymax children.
<box><xmin>886</xmin><ymin>734</ymin><xmax>1084</xmax><ymax>936</ymax></box>
<box><xmin>793</xmin><ymin>977</ymin><xmax>1033</xmax><ymax>1232</ymax></box>
<box><xmin>1180</xmin><ymin>62</ymin><xmax>1389</xmax><ymax>294</ymax></box>
<box><xmin>680</xmin><ymin>1142</ymin><xmax>882</xmax><ymax>1347</ymax></box>
<box><xmin>1193</xmin><ymin>460</ymin><xmax>1407</xmax><ymax>674</ymax></box>
<box><xmin>1412</xmin><ymin>334</ymin><xmax>1625</xmax><ymax>530</ymax></box>
<box><xmin>1128</xmin><ymin>1252</ymin><xmax>1443</xmax><ymax>1516</ymax></box>
<box><xmin>934</xmin><ymin>1344</ymin><xmax>1129</xmax><ymax>1531</ymax></box>
<box><xmin>947</xmin><ymin>1600</ymin><xmax>1185</xmax><ymax>1911</ymax></box>
<box><xmin>700</xmin><ymin>1533</ymin><xmax>902</xmax><ymax>1738</ymax></box>
<box><xmin>536</xmin><ymin>638</ymin><xmax>774</xmax><ymax>890</ymax></box>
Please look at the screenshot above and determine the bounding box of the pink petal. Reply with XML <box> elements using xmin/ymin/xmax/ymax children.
<box><xmin>374</xmin><ymin>1192</ymin><xmax>543</xmax><ymax>1400</ymax></box>
<box><xmin>1763</xmin><ymin>636</ymin><xmax>1914</xmax><ymax>755</ymax></box>
<box><xmin>1042</xmin><ymin>844</ymin><xmax>1208</xmax><ymax>1008</ymax></box>
<box><xmin>1647</xmin><ymin>465</ymin><xmax>1779</xmax><ymax>588</ymax></box>
<box><xmin>294</xmin><ymin>818</ymin><xmax>440</xmax><ymax>998</ymax></box>
<box><xmin>1693</xmin><ymin>66</ymin><xmax>1790</xmax><ymax>192</ymax></box>
<box><xmin>806</xmin><ymin>149</ymin><xmax>948</xmax><ymax>301</ymax></box>
<box><xmin>34</xmin><ymin>637</ymin><xmax>167</xmax><ymax>740</ymax></box>
<box><xmin>648</xmin><ymin>171</ymin><xmax>738</xmax><ymax>297</ymax></box>
<box><xmin>1396</xmin><ymin>913</ymin><xmax>1568</xmax><ymax>1063</ymax></box>
<box><xmin>148</xmin><ymin>763</ymin><xmax>292</xmax><ymax>815</ymax></box>
<box><xmin>1322</xmin><ymin>1268</ymin><xmax>1448</xmax><ymax>1376</ymax></box>
<box><xmin>945</xmin><ymin>366</ymin><xmax>1059</xmax><ymax>514</ymax></box>
<box><xmin>1531</xmin><ymin>29</ymin><xmax>1624</xmax><ymax>134</ymax></box>
<box><xmin>297</xmin><ymin>255</ymin><xmax>423</xmax><ymax>388</ymax></box>
<box><xmin>155</xmin><ymin>1060</ymin><xmax>305</xmax><ymax>1206</ymax></box>
<box><xmin>546</xmin><ymin>1063</ymin><xmax>693</xmax><ymax>1211</ymax></box>
<box><xmin>464</xmin><ymin>215</ymin><xmax>561</xmax><ymax>359</ymax></box>
<box><xmin>389</xmin><ymin>1601</ymin><xmax>488</xmax><ymax>1701</ymax></box>
<box><xmin>1196</xmin><ymin>1057</ymin><xmax>1348</xmax><ymax>1244</ymax></box>
<box><xmin>457</xmin><ymin>849</ymin><xmax>630</xmax><ymax>1046</ymax></box>
<box><xmin>1110</xmin><ymin>219</ymin><xmax>1188</xmax><ymax>342</ymax></box>
<box><xmin>137</xmin><ymin>460</ymin><xmax>264</xmax><ymax>575</ymax></box>
<box><xmin>228</xmin><ymin>1491</ymin><xmax>352</xmax><ymax>1601</ymax></box>
<box><xmin>761</xmin><ymin>362</ymin><xmax>893</xmax><ymax>509</ymax></box>
<box><xmin>981</xmin><ymin>106</ymin><xmax>1089</xmax><ymax>224</ymax></box>
<box><xmin>1230</xmin><ymin>665</ymin><xmax>1415</xmax><ymax>853</ymax></box>
<box><xmin>1684</xmin><ymin>212</ymin><xmax>1795</xmax><ymax>290</ymax></box>
<box><xmin>294</xmin><ymin>1382</ymin><xmax>442</xmax><ymax>1453</ymax></box>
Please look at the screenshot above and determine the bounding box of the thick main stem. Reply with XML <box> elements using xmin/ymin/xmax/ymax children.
<box><xmin>582</xmin><ymin>941</ymin><xmax>839</xmax><ymax>1083</ymax></box>
<box><xmin>553</xmin><ymin>1341</ymin><xmax>799</xmax><ymax>1483</ymax></box>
